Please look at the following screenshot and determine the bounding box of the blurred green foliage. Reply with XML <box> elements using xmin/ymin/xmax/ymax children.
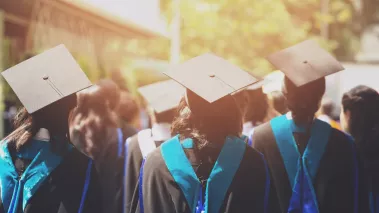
<box><xmin>157</xmin><ymin>0</ymin><xmax>359</xmax><ymax>77</ymax></box>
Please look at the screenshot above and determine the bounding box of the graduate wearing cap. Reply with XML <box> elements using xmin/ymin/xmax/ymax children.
<box><xmin>0</xmin><ymin>45</ymin><xmax>101</xmax><ymax>213</ymax></box>
<box><xmin>252</xmin><ymin>40</ymin><xmax>369</xmax><ymax>213</ymax></box>
<box><xmin>136</xmin><ymin>54</ymin><xmax>272</xmax><ymax>213</ymax></box>
<box><xmin>124</xmin><ymin>79</ymin><xmax>184</xmax><ymax>213</ymax></box>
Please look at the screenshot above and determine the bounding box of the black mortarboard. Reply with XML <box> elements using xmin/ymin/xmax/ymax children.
<box><xmin>164</xmin><ymin>53</ymin><xmax>259</xmax><ymax>103</ymax></box>
<box><xmin>138</xmin><ymin>80</ymin><xmax>185</xmax><ymax>114</ymax></box>
<box><xmin>2</xmin><ymin>45</ymin><xmax>92</xmax><ymax>113</ymax></box>
<box><xmin>267</xmin><ymin>40</ymin><xmax>344</xmax><ymax>87</ymax></box>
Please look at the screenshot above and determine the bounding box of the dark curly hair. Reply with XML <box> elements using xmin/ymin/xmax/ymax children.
<box><xmin>282</xmin><ymin>76</ymin><xmax>325</xmax><ymax>125</ymax></box>
<box><xmin>342</xmin><ymin>86</ymin><xmax>379</xmax><ymax>176</ymax></box>
<box><xmin>116</xmin><ymin>91</ymin><xmax>139</xmax><ymax>123</ymax></box>
<box><xmin>171</xmin><ymin>90</ymin><xmax>242</xmax><ymax>156</ymax></box>
<box><xmin>69</xmin><ymin>79</ymin><xmax>120</xmax><ymax>159</ymax></box>
<box><xmin>4</xmin><ymin>94</ymin><xmax>77</xmax><ymax>152</ymax></box>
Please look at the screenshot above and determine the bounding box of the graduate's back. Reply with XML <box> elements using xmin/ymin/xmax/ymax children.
<box><xmin>69</xmin><ymin>79</ymin><xmax>125</xmax><ymax>213</ymax></box>
<box><xmin>341</xmin><ymin>85</ymin><xmax>379</xmax><ymax>213</ymax></box>
<box><xmin>0</xmin><ymin>46</ymin><xmax>101</xmax><ymax>213</ymax></box>
<box><xmin>137</xmin><ymin>53</ymin><xmax>271</xmax><ymax>213</ymax></box>
<box><xmin>252</xmin><ymin>40</ymin><xmax>370</xmax><ymax>213</ymax></box>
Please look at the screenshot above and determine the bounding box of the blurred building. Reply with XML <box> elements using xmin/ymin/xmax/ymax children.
<box><xmin>0</xmin><ymin>0</ymin><xmax>169</xmax><ymax>137</ymax></box>
<box><xmin>0</xmin><ymin>0</ymin><xmax>168</xmax><ymax>70</ymax></box>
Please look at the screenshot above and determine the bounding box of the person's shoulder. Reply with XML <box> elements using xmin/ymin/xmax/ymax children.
<box><xmin>253</xmin><ymin>121</ymin><xmax>273</xmax><ymax>134</ymax></box>
<box><xmin>127</xmin><ymin>133</ymin><xmax>139</xmax><ymax>150</ymax></box>
<box><xmin>121</xmin><ymin>124</ymin><xmax>138</xmax><ymax>138</ymax></box>
<box><xmin>142</xmin><ymin>146</ymin><xmax>167</xmax><ymax>176</ymax></box>
<box><xmin>144</xmin><ymin>146</ymin><xmax>164</xmax><ymax>166</ymax></box>
<box><xmin>327</xmin><ymin>127</ymin><xmax>355</xmax><ymax>154</ymax></box>
<box><xmin>252</xmin><ymin>121</ymin><xmax>275</xmax><ymax>149</ymax></box>
<box><xmin>329</xmin><ymin>128</ymin><xmax>353</xmax><ymax>145</ymax></box>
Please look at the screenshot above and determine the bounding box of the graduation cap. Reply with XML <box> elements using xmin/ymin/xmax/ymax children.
<box><xmin>267</xmin><ymin>40</ymin><xmax>344</xmax><ymax>87</ymax></box>
<box><xmin>164</xmin><ymin>53</ymin><xmax>259</xmax><ymax>116</ymax></box>
<box><xmin>246</xmin><ymin>78</ymin><xmax>271</xmax><ymax>91</ymax></box>
<box><xmin>138</xmin><ymin>80</ymin><xmax>185</xmax><ymax>114</ymax></box>
<box><xmin>164</xmin><ymin>53</ymin><xmax>259</xmax><ymax>103</ymax></box>
<box><xmin>2</xmin><ymin>44</ymin><xmax>92</xmax><ymax>113</ymax></box>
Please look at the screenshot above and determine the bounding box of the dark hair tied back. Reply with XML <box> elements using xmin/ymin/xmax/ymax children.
<box><xmin>342</xmin><ymin>85</ymin><xmax>379</xmax><ymax>172</ymax></box>
<box><xmin>171</xmin><ymin>93</ymin><xmax>242</xmax><ymax>157</ymax></box>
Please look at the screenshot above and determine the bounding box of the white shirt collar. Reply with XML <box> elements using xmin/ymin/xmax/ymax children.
<box><xmin>151</xmin><ymin>123</ymin><xmax>171</xmax><ymax>142</ymax></box>
<box><xmin>33</xmin><ymin>128</ymin><xmax>50</xmax><ymax>141</ymax></box>
<box><xmin>242</xmin><ymin>122</ymin><xmax>254</xmax><ymax>136</ymax></box>
<box><xmin>317</xmin><ymin>114</ymin><xmax>331</xmax><ymax>123</ymax></box>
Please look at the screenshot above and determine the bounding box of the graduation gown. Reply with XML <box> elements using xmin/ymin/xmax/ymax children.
<box><xmin>0</xmin><ymin>136</ymin><xmax>101</xmax><ymax>213</ymax></box>
<box><xmin>137</xmin><ymin>135</ymin><xmax>271</xmax><ymax>213</ymax></box>
<box><xmin>125</xmin><ymin>126</ymin><xmax>168</xmax><ymax>213</ymax></box>
<box><xmin>252</xmin><ymin>115</ymin><xmax>369</xmax><ymax>213</ymax></box>
<box><xmin>92</xmin><ymin>127</ymin><xmax>126</xmax><ymax>213</ymax></box>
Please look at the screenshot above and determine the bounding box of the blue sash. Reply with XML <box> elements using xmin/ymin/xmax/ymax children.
<box><xmin>270</xmin><ymin>115</ymin><xmax>332</xmax><ymax>213</ymax></box>
<box><xmin>80</xmin><ymin>128</ymin><xmax>127</xmax><ymax>213</ymax></box>
<box><xmin>138</xmin><ymin>158</ymin><xmax>145</xmax><ymax>213</ymax></box>
<box><xmin>78</xmin><ymin>159</ymin><xmax>93</xmax><ymax>213</ymax></box>
<box><xmin>160</xmin><ymin>135</ymin><xmax>246</xmax><ymax>213</ymax></box>
<box><xmin>0</xmin><ymin>140</ymin><xmax>71</xmax><ymax>213</ymax></box>
<box><xmin>138</xmin><ymin>135</ymin><xmax>271</xmax><ymax>213</ymax></box>
<box><xmin>117</xmin><ymin>128</ymin><xmax>124</xmax><ymax>158</ymax></box>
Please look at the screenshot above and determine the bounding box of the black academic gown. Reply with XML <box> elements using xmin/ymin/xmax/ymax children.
<box><xmin>125</xmin><ymin>133</ymin><xmax>164</xmax><ymax>213</ymax></box>
<box><xmin>252</xmin><ymin>122</ymin><xmax>369</xmax><ymax>213</ymax></box>
<box><xmin>93</xmin><ymin>127</ymin><xmax>127</xmax><ymax>213</ymax></box>
<box><xmin>137</xmin><ymin>139</ymin><xmax>270</xmax><ymax>213</ymax></box>
<box><xmin>0</xmin><ymin>147</ymin><xmax>101</xmax><ymax>213</ymax></box>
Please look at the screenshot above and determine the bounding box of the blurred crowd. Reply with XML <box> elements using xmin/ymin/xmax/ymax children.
<box><xmin>1</xmin><ymin>40</ymin><xmax>379</xmax><ymax>213</ymax></box>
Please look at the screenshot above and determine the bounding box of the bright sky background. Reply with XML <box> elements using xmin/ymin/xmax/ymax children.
<box><xmin>80</xmin><ymin>0</ymin><xmax>167</xmax><ymax>34</ymax></box>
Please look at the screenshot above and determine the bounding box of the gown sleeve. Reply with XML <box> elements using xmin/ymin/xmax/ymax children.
<box><xmin>251</xmin><ymin>123</ymin><xmax>282</xmax><ymax>213</ymax></box>
<box><xmin>139</xmin><ymin>148</ymin><xmax>176</xmax><ymax>213</ymax></box>
<box><xmin>125</xmin><ymin>135</ymin><xmax>144</xmax><ymax>213</ymax></box>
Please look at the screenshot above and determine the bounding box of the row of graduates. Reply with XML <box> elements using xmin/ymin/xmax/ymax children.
<box><xmin>0</xmin><ymin>40</ymin><xmax>379</xmax><ymax>213</ymax></box>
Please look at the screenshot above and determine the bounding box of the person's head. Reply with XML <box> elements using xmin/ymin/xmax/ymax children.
<box><xmin>5</xmin><ymin>94</ymin><xmax>77</xmax><ymax>150</ymax></box>
<box><xmin>282</xmin><ymin>76</ymin><xmax>326</xmax><ymax>125</ymax></box>
<box><xmin>267</xmin><ymin>39</ymin><xmax>344</xmax><ymax>124</ymax></box>
<box><xmin>2</xmin><ymin>46</ymin><xmax>90</xmax><ymax>151</ymax></box>
<box><xmin>171</xmin><ymin>89</ymin><xmax>243</xmax><ymax>151</ymax></box>
<box><xmin>148</xmin><ymin>107</ymin><xmax>177</xmax><ymax>125</ymax></box>
<box><xmin>244</xmin><ymin>88</ymin><xmax>269</xmax><ymax>125</ymax></box>
<box><xmin>138</xmin><ymin>79</ymin><xmax>185</xmax><ymax>127</ymax></box>
<box><xmin>96</xmin><ymin>79</ymin><xmax>121</xmax><ymax>111</ymax></box>
<box><xmin>69</xmin><ymin>79</ymin><xmax>120</xmax><ymax>159</ymax></box>
<box><xmin>341</xmin><ymin>86</ymin><xmax>379</xmax><ymax>148</ymax></box>
<box><xmin>320</xmin><ymin>98</ymin><xmax>335</xmax><ymax>117</ymax></box>
<box><xmin>269</xmin><ymin>91</ymin><xmax>288</xmax><ymax>115</ymax></box>
<box><xmin>116</xmin><ymin>91</ymin><xmax>139</xmax><ymax>124</ymax></box>
<box><xmin>166</xmin><ymin>53</ymin><xmax>256</xmax><ymax>154</ymax></box>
